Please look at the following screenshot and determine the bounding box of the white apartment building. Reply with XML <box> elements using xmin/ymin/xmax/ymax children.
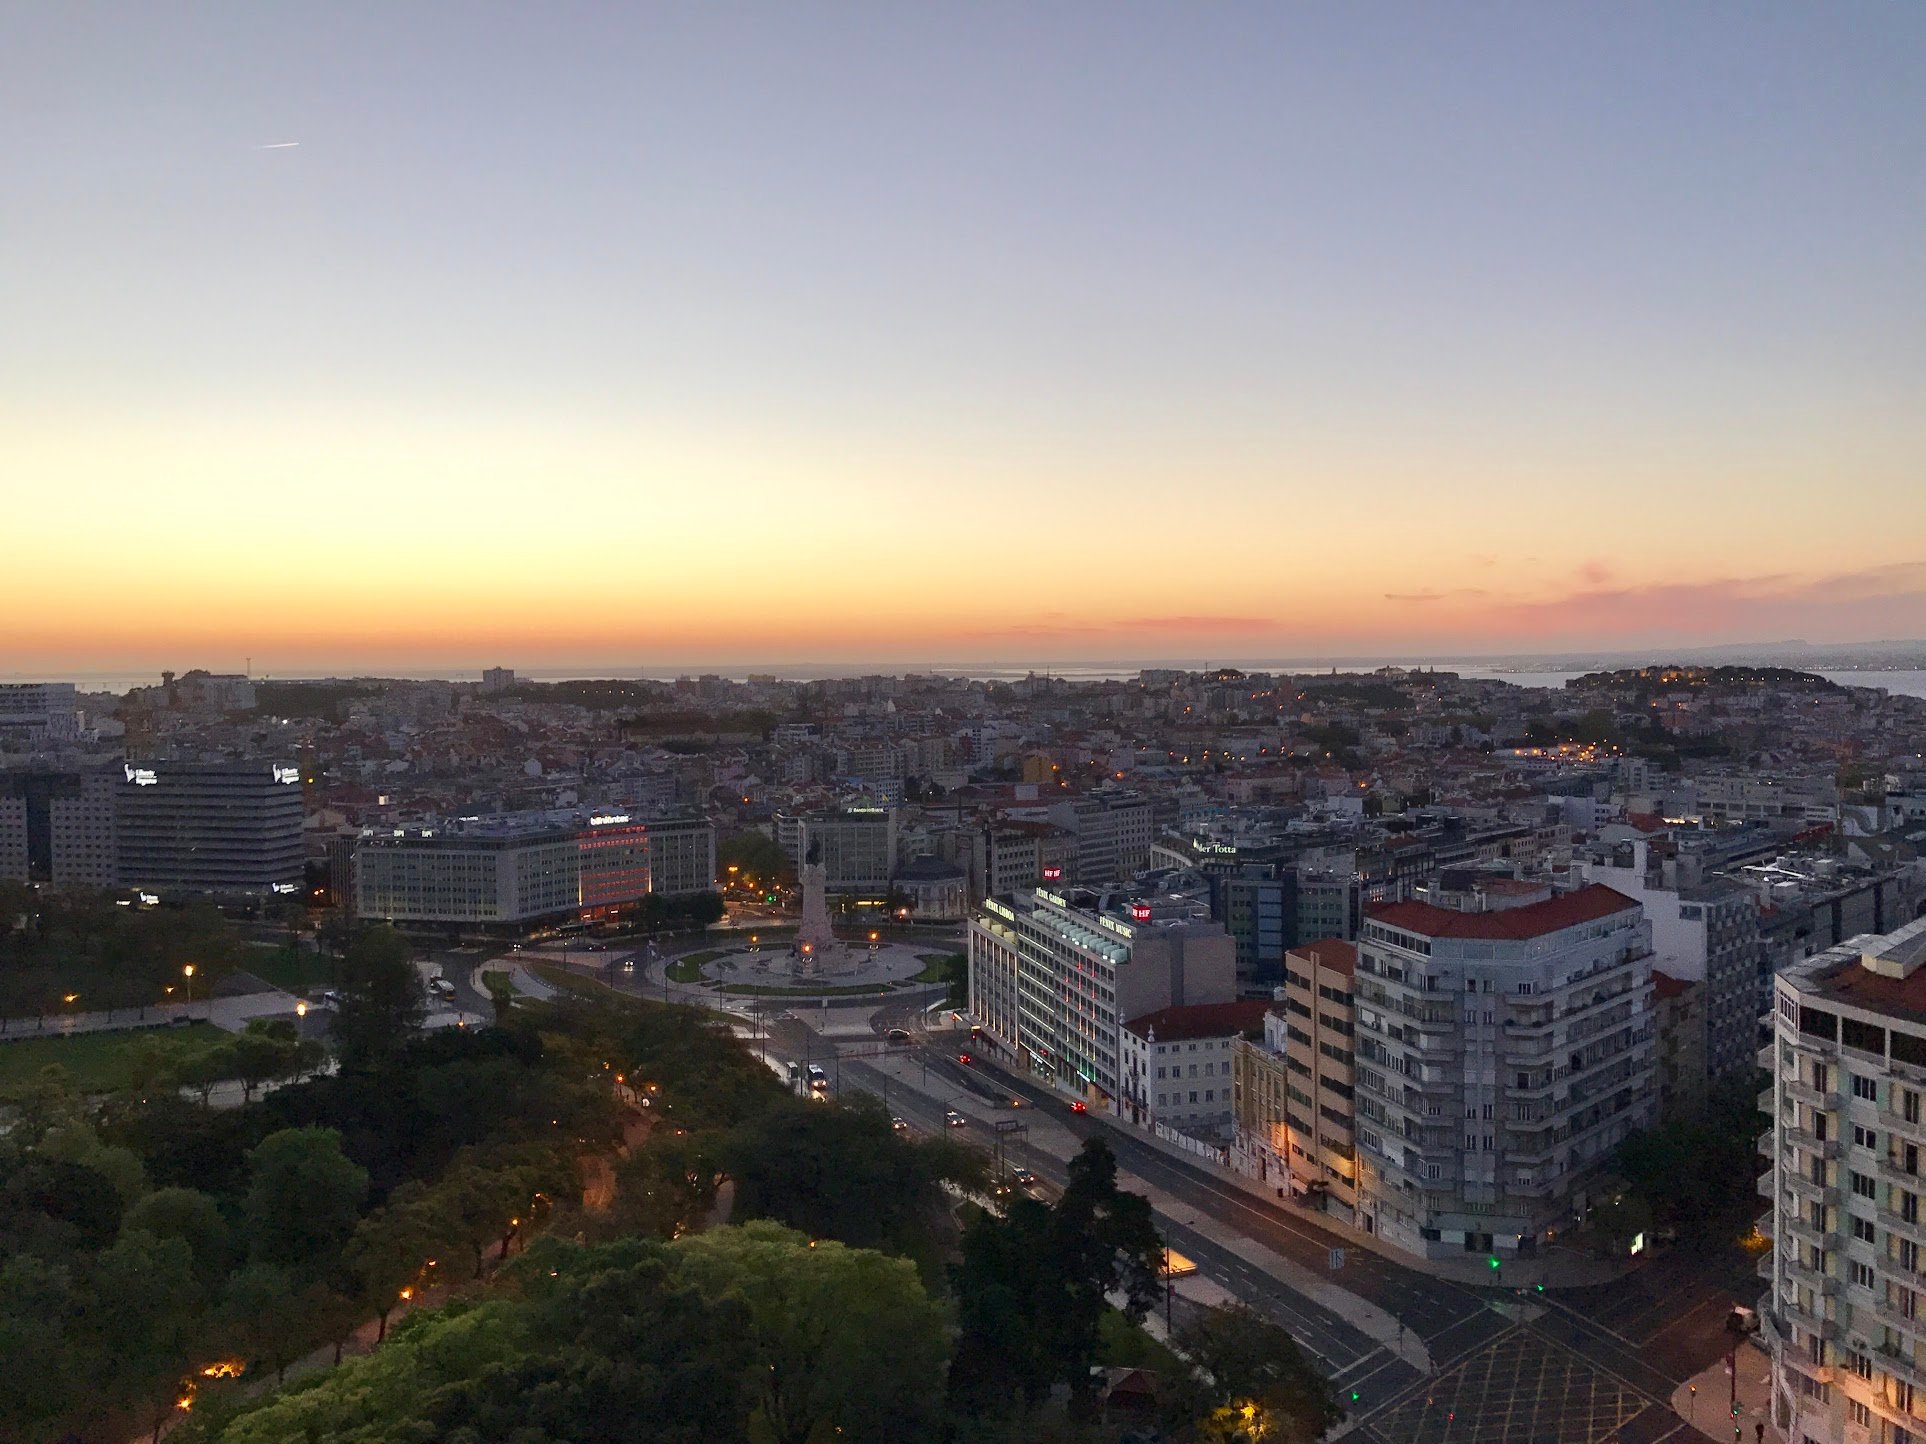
<box><xmin>1119</xmin><ymin>999</ymin><xmax>1270</xmax><ymax>1138</ymax></box>
<box><xmin>968</xmin><ymin>886</ymin><xmax>1236</xmax><ymax>1105</ymax></box>
<box><xmin>1352</xmin><ymin>878</ymin><xmax>1655</xmax><ymax>1261</ymax></box>
<box><xmin>1765</xmin><ymin>916</ymin><xmax>1926</xmax><ymax>1444</ymax></box>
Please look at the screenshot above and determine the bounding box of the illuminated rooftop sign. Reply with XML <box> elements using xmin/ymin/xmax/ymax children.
<box><xmin>124</xmin><ymin>765</ymin><xmax>157</xmax><ymax>786</ymax></box>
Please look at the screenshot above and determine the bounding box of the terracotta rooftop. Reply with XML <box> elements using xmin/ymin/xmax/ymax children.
<box><xmin>1651</xmin><ymin>970</ymin><xmax>1693</xmax><ymax>1001</ymax></box>
<box><xmin>1122</xmin><ymin>1000</ymin><xmax>1272</xmax><ymax>1042</ymax></box>
<box><xmin>1288</xmin><ymin>938</ymin><xmax>1357</xmax><ymax>977</ymax></box>
<box><xmin>1367</xmin><ymin>883</ymin><xmax>1639</xmax><ymax>941</ymax></box>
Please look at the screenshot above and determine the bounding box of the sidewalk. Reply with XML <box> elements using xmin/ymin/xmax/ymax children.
<box><xmin>1085</xmin><ymin>1094</ymin><xmax>1629</xmax><ymax>1291</ymax></box>
<box><xmin>1670</xmin><ymin>1339</ymin><xmax>1779</xmax><ymax>1444</ymax></box>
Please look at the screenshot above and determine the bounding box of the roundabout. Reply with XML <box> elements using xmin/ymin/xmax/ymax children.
<box><xmin>646</xmin><ymin>931</ymin><xmax>955</xmax><ymax>1007</ymax></box>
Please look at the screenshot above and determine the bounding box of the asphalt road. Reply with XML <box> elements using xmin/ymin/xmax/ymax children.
<box><xmin>760</xmin><ymin>1007</ymin><xmax>1756</xmax><ymax>1444</ymax></box>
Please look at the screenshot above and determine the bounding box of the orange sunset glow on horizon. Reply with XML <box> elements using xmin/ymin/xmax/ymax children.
<box><xmin>5</xmin><ymin>7</ymin><xmax>1922</xmax><ymax>679</ymax></box>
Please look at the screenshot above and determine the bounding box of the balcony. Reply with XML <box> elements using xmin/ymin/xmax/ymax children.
<box><xmin>1884</xmin><ymin>1210</ymin><xmax>1926</xmax><ymax>1251</ymax></box>
<box><xmin>1760</xmin><ymin>1086</ymin><xmax>1776</xmax><ymax>1112</ymax></box>
<box><xmin>1877</xmin><ymin>1340</ymin><xmax>1926</xmax><ymax>1390</ymax></box>
<box><xmin>1758</xmin><ymin>1171</ymin><xmax>1778</xmax><ymax>1200</ymax></box>
<box><xmin>1787</xmin><ymin>1127</ymin><xmax>1843</xmax><ymax>1161</ymax></box>
<box><xmin>1778</xmin><ymin>1211</ymin><xmax>1826</xmax><ymax>1251</ymax></box>
<box><xmin>1781</xmin><ymin>1297</ymin><xmax>1842</xmax><ymax>1341</ymax></box>
<box><xmin>1879</xmin><ymin>1156</ymin><xmax>1926</xmax><ymax>1190</ymax></box>
<box><xmin>1785</xmin><ymin>1079</ymin><xmax>1827</xmax><ymax>1109</ymax></box>
<box><xmin>1785</xmin><ymin>1173</ymin><xmax>1841</xmax><ymax>1209</ymax></box>
<box><xmin>1783</xmin><ymin>1258</ymin><xmax>1841</xmax><ymax>1297</ymax></box>
<box><xmin>1885</xmin><ymin>1108</ymin><xmax>1926</xmax><ymax>1146</ymax></box>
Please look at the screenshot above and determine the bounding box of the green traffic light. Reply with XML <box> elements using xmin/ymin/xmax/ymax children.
<box><xmin>1488</xmin><ymin>1256</ymin><xmax>1500</xmax><ymax>1270</ymax></box>
<box><xmin>1350</xmin><ymin>1391</ymin><xmax>1360</xmax><ymax>1402</ymax></box>
<box><xmin>1535</xmin><ymin>1283</ymin><xmax>1544</xmax><ymax>1293</ymax></box>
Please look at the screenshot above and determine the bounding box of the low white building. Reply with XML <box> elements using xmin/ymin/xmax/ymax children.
<box><xmin>1119</xmin><ymin>999</ymin><xmax>1270</xmax><ymax>1138</ymax></box>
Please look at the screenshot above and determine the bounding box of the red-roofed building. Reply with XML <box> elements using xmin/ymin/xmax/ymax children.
<box><xmin>1119</xmin><ymin>1000</ymin><xmax>1270</xmax><ymax>1137</ymax></box>
<box><xmin>1350</xmin><ymin>879</ymin><xmax>1655</xmax><ymax>1261</ymax></box>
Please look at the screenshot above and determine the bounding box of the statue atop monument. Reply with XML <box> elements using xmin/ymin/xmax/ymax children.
<box><xmin>795</xmin><ymin>825</ymin><xmax>839</xmax><ymax>969</ymax></box>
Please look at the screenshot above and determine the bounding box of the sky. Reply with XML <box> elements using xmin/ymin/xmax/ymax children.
<box><xmin>4</xmin><ymin>3</ymin><xmax>1924</xmax><ymax>676</ymax></box>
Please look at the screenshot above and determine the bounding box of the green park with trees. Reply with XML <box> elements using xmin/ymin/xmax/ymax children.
<box><xmin>0</xmin><ymin>905</ymin><xmax>1337</xmax><ymax>1444</ymax></box>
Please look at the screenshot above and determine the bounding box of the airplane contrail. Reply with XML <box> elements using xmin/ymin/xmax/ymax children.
<box><xmin>256</xmin><ymin>141</ymin><xmax>300</xmax><ymax>149</ymax></box>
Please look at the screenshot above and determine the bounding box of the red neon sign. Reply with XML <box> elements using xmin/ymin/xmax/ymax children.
<box><xmin>1130</xmin><ymin>903</ymin><xmax>1152</xmax><ymax>922</ymax></box>
<box><xmin>1042</xmin><ymin>865</ymin><xmax>1063</xmax><ymax>881</ymax></box>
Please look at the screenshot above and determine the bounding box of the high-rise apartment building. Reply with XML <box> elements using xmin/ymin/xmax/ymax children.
<box><xmin>0</xmin><ymin>763</ymin><xmax>118</xmax><ymax>887</ymax></box>
<box><xmin>116</xmin><ymin>759</ymin><xmax>304</xmax><ymax>897</ymax></box>
<box><xmin>1763</xmin><ymin>916</ymin><xmax>1926</xmax><ymax>1444</ymax></box>
<box><xmin>967</xmin><ymin>885</ymin><xmax>1236</xmax><ymax>1106</ymax></box>
<box><xmin>1351</xmin><ymin>878</ymin><xmax>1654</xmax><ymax>1260</ymax></box>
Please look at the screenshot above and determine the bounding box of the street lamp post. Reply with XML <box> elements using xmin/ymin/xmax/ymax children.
<box><xmin>183</xmin><ymin>964</ymin><xmax>196</xmax><ymax>1018</ymax></box>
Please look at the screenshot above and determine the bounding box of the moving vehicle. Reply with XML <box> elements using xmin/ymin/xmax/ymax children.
<box><xmin>891</xmin><ymin>1116</ymin><xmax>910</xmax><ymax>1132</ymax></box>
<box><xmin>807</xmin><ymin>1064</ymin><xmax>829</xmax><ymax>1092</ymax></box>
<box><xmin>885</xmin><ymin>1028</ymin><xmax>911</xmax><ymax>1044</ymax></box>
<box><xmin>429</xmin><ymin>977</ymin><xmax>457</xmax><ymax>998</ymax></box>
<box><xmin>945</xmin><ymin>1109</ymin><xmax>967</xmax><ymax>1128</ymax></box>
<box><xmin>1012</xmin><ymin>1167</ymin><xmax>1038</xmax><ymax>1188</ymax></box>
<box><xmin>1069</xmin><ymin>1100</ymin><xmax>1087</xmax><ymax>1114</ymax></box>
<box><xmin>958</xmin><ymin>1051</ymin><xmax>974</xmax><ymax>1066</ymax></box>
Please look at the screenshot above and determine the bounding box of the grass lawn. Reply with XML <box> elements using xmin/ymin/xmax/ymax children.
<box><xmin>714</xmin><ymin>982</ymin><xmax>896</xmax><ymax>997</ymax></box>
<box><xmin>666</xmin><ymin>950</ymin><xmax>722</xmax><ymax>983</ymax></box>
<box><xmin>244</xmin><ymin>945</ymin><xmax>336</xmax><ymax>993</ymax></box>
<box><xmin>0</xmin><ymin>1022</ymin><xmax>230</xmax><ymax>1096</ymax></box>
<box><xmin>912</xmin><ymin>952</ymin><xmax>961</xmax><ymax>983</ymax></box>
<box><xmin>529</xmin><ymin>964</ymin><xmax>622</xmax><ymax>999</ymax></box>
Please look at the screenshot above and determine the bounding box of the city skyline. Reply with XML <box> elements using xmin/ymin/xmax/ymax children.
<box><xmin>7</xmin><ymin>5</ymin><xmax>1923</xmax><ymax>672</ymax></box>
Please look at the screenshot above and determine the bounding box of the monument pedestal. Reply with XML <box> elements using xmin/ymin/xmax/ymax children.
<box><xmin>796</xmin><ymin>856</ymin><xmax>839</xmax><ymax>972</ymax></box>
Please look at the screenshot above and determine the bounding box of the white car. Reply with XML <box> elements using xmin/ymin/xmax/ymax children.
<box><xmin>945</xmin><ymin>1109</ymin><xmax>967</xmax><ymax>1128</ymax></box>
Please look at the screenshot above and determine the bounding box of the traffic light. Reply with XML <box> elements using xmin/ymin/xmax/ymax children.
<box><xmin>1534</xmin><ymin>1283</ymin><xmax>1545</xmax><ymax>1293</ymax></box>
<box><xmin>1349</xmin><ymin>1390</ymin><xmax>1361</xmax><ymax>1404</ymax></box>
<box><xmin>1488</xmin><ymin>1255</ymin><xmax>1501</xmax><ymax>1272</ymax></box>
